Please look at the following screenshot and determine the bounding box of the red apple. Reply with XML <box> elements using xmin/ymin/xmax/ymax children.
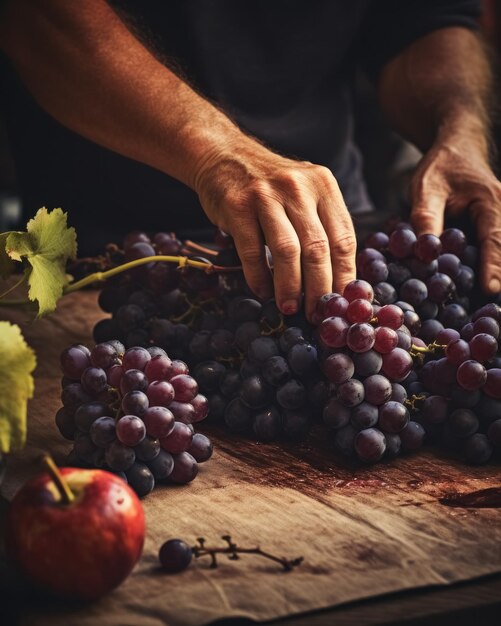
<box><xmin>5</xmin><ymin>466</ymin><xmax>145</xmax><ymax>600</ymax></box>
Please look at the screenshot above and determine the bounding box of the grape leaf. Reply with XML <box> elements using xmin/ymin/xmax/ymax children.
<box><xmin>6</xmin><ymin>208</ymin><xmax>77</xmax><ymax>316</ymax></box>
<box><xmin>0</xmin><ymin>232</ymin><xmax>16</xmax><ymax>279</ymax></box>
<box><xmin>0</xmin><ymin>322</ymin><xmax>36</xmax><ymax>453</ymax></box>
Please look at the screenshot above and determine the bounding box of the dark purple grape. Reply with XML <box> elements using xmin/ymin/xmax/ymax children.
<box><xmin>159</xmin><ymin>539</ymin><xmax>193</xmax><ymax>573</ymax></box>
<box><xmin>323</xmin><ymin>353</ymin><xmax>354</xmax><ymax>384</ymax></box>
<box><xmin>457</xmin><ymin>360</ymin><xmax>487</xmax><ymax>391</ymax></box>
<box><xmin>351</xmin><ymin>402</ymin><xmax>378</xmax><ymax>430</ymax></box>
<box><xmin>323</xmin><ymin>397</ymin><xmax>351</xmax><ymax>430</ymax></box>
<box><xmin>337</xmin><ymin>379</ymin><xmax>365</xmax><ymax>407</ymax></box>
<box><xmin>388</xmin><ymin>228</ymin><xmax>416</xmax><ymax>259</ymax></box>
<box><xmin>363</xmin><ymin>374</ymin><xmax>392</xmax><ymax>406</ymax></box>
<box><xmin>343</xmin><ymin>279</ymin><xmax>374</xmax><ymax>303</ymax></box>
<box><xmin>188</xmin><ymin>433</ymin><xmax>213</xmax><ymax>462</ymax></box>
<box><xmin>378</xmin><ymin>401</ymin><xmax>410</xmax><ymax>433</ymax></box>
<box><xmin>354</xmin><ymin>428</ymin><xmax>386</xmax><ymax>463</ymax></box>
<box><xmin>414</xmin><ymin>234</ymin><xmax>441</xmax><ymax>262</ymax></box>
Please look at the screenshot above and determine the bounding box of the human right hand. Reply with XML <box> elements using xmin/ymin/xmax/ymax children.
<box><xmin>193</xmin><ymin>141</ymin><xmax>356</xmax><ymax>320</ymax></box>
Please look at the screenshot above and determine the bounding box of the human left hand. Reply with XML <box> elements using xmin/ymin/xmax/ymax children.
<box><xmin>410</xmin><ymin>141</ymin><xmax>501</xmax><ymax>294</ymax></box>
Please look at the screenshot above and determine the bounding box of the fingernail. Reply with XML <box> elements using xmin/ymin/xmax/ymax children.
<box><xmin>281</xmin><ymin>300</ymin><xmax>298</xmax><ymax>315</ymax></box>
<box><xmin>489</xmin><ymin>278</ymin><xmax>501</xmax><ymax>292</ymax></box>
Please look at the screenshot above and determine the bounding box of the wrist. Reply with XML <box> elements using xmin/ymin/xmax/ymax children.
<box><xmin>435</xmin><ymin>112</ymin><xmax>491</xmax><ymax>163</ymax></box>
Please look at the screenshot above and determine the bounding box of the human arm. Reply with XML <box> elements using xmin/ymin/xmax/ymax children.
<box><xmin>0</xmin><ymin>0</ymin><xmax>356</xmax><ymax>318</ymax></box>
<box><xmin>377</xmin><ymin>25</ymin><xmax>501</xmax><ymax>293</ymax></box>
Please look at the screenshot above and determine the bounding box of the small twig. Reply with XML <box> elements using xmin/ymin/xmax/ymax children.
<box><xmin>191</xmin><ymin>535</ymin><xmax>303</xmax><ymax>572</ymax></box>
<box><xmin>183</xmin><ymin>240</ymin><xmax>218</xmax><ymax>257</ymax></box>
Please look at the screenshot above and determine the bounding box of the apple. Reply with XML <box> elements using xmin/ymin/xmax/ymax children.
<box><xmin>5</xmin><ymin>464</ymin><xmax>145</xmax><ymax>600</ymax></box>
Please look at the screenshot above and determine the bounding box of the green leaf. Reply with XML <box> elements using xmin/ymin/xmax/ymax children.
<box><xmin>5</xmin><ymin>208</ymin><xmax>77</xmax><ymax>316</ymax></box>
<box><xmin>0</xmin><ymin>321</ymin><xmax>36</xmax><ymax>453</ymax></box>
<box><xmin>0</xmin><ymin>231</ymin><xmax>16</xmax><ymax>279</ymax></box>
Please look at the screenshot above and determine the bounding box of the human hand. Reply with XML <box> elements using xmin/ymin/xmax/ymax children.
<box><xmin>410</xmin><ymin>141</ymin><xmax>501</xmax><ymax>293</ymax></box>
<box><xmin>194</xmin><ymin>141</ymin><xmax>356</xmax><ymax>320</ymax></box>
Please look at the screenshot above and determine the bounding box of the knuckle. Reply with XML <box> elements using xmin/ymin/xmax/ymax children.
<box><xmin>332</xmin><ymin>232</ymin><xmax>357</xmax><ymax>257</ymax></box>
<box><xmin>302</xmin><ymin>237</ymin><xmax>330</xmax><ymax>263</ymax></box>
<box><xmin>273</xmin><ymin>238</ymin><xmax>300</xmax><ymax>260</ymax></box>
<box><xmin>239</xmin><ymin>246</ymin><xmax>264</xmax><ymax>265</ymax></box>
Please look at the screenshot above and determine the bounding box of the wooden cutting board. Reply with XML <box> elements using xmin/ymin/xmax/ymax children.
<box><xmin>1</xmin><ymin>290</ymin><xmax>501</xmax><ymax>626</ymax></box>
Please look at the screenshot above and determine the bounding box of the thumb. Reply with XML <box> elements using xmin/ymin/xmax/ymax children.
<box><xmin>410</xmin><ymin>185</ymin><xmax>448</xmax><ymax>237</ymax></box>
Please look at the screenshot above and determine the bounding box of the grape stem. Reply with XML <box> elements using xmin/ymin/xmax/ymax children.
<box><xmin>41</xmin><ymin>454</ymin><xmax>75</xmax><ymax>505</ymax></box>
<box><xmin>191</xmin><ymin>535</ymin><xmax>303</xmax><ymax>572</ymax></box>
<box><xmin>182</xmin><ymin>240</ymin><xmax>218</xmax><ymax>257</ymax></box>
<box><xmin>410</xmin><ymin>342</ymin><xmax>446</xmax><ymax>357</ymax></box>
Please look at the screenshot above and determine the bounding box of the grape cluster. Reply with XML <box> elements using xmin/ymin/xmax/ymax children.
<box><xmin>56</xmin><ymin>341</ymin><xmax>213</xmax><ymax>497</ymax></box>
<box><xmin>411</xmin><ymin>303</ymin><xmax>501</xmax><ymax>464</ymax></box>
<box><xmin>316</xmin><ymin>279</ymin><xmax>423</xmax><ymax>462</ymax></box>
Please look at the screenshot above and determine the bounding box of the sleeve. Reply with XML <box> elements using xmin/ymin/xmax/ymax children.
<box><xmin>358</xmin><ymin>0</ymin><xmax>482</xmax><ymax>80</ymax></box>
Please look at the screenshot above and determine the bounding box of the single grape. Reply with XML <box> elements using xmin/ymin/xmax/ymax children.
<box><xmin>399</xmin><ymin>421</ymin><xmax>425</xmax><ymax>451</ymax></box>
<box><xmin>469</xmin><ymin>333</ymin><xmax>498</xmax><ymax>364</ymax></box>
<box><xmin>421</xmin><ymin>395</ymin><xmax>449</xmax><ymax>424</ymax></box>
<box><xmin>168</xmin><ymin>452</ymin><xmax>199</xmax><ymax>484</ymax></box>
<box><xmin>220</xmin><ymin>370</ymin><xmax>241</xmax><ymax>398</ymax></box>
<box><xmin>319</xmin><ymin>316</ymin><xmax>349</xmax><ymax>348</ymax></box>
<box><xmin>60</xmin><ymin>345</ymin><xmax>91</xmax><ymax>380</ymax></box>
<box><xmin>146</xmin><ymin>380</ymin><xmax>175</xmax><ymax>407</ymax></box>
<box><xmin>396</xmin><ymin>328</ymin><xmax>412</xmax><ymax>351</ymax></box>
<box><xmin>324</xmin><ymin>295</ymin><xmax>349</xmax><ymax>318</ymax></box>
<box><xmin>385</xmin><ymin>433</ymin><xmax>402</xmax><ymax>457</ymax></box>
<box><xmin>352</xmin><ymin>350</ymin><xmax>382</xmax><ymax>377</ymax></box>
<box><xmin>116</xmin><ymin>415</ymin><xmax>146</xmax><ymax>447</ymax></box>
<box><xmin>107</xmin><ymin>364</ymin><xmax>124</xmax><ymax>388</ymax></box>
<box><xmin>81</xmin><ymin>367</ymin><xmax>108</xmax><ymax>396</ymax></box>
<box><xmin>333</xmin><ymin>424</ymin><xmax>357</xmax><ymax>456</ymax></box>
<box><xmin>400</xmin><ymin>279</ymin><xmax>428</xmax><ymax>307</ymax></box>
<box><xmin>168</xmin><ymin>401</ymin><xmax>197</xmax><ymax>423</ymax></box>
<box><xmin>121</xmin><ymin>390</ymin><xmax>149</xmax><ymax>416</ymax></box>
<box><xmin>144</xmin><ymin>354</ymin><xmax>173</xmax><ymax>381</ymax></box>
<box><xmin>234</xmin><ymin>321</ymin><xmax>261</xmax><ymax>351</ymax></box>
<box><xmin>170</xmin><ymin>374</ymin><xmax>198</xmax><ymax>403</ymax></box>
<box><xmin>456</xmin><ymin>360</ymin><xmax>487</xmax><ymax>391</ymax></box>
<box><xmin>354</xmin><ymin>428</ymin><xmax>386</xmax><ymax>463</ymax></box>
<box><xmin>361</xmin><ymin>259</ymin><xmax>389</xmax><ymax>283</ymax></box>
<box><xmin>414</xmin><ymin>233</ymin><xmax>441</xmax><ymax>262</ymax></box>
<box><xmin>74</xmin><ymin>401</ymin><xmax>109</xmax><ymax>432</ymax></box>
<box><xmin>388</xmin><ymin>228</ymin><xmax>416</xmax><ymax>259</ymax></box>
<box><xmin>387</xmin><ymin>262</ymin><xmax>411</xmax><ymax>287</ymax></box>
<box><xmin>337</xmin><ymin>379</ymin><xmax>365</xmax><ymax>407</ymax></box>
<box><xmin>120</xmin><ymin>369</ymin><xmax>149</xmax><ymax>394</ymax></box>
<box><xmin>365</xmin><ymin>231</ymin><xmax>389</xmax><ymax>250</ymax></box>
<box><xmin>135</xmin><ymin>435</ymin><xmax>161</xmax><ymax>462</ymax></box>
<box><xmin>115</xmin><ymin>304</ymin><xmax>146</xmax><ymax>333</ymax></box>
<box><xmin>440</xmin><ymin>228</ymin><xmax>467</xmax><ymax>256</ymax></box>
<box><xmin>436</xmin><ymin>328</ymin><xmax>460</xmax><ymax>344</ymax></box>
<box><xmin>188</xmin><ymin>433</ymin><xmax>214</xmax><ymax>461</ymax></box>
<box><xmin>239</xmin><ymin>375</ymin><xmax>272</xmax><ymax>409</ymax></box>
<box><xmin>224</xmin><ymin>398</ymin><xmax>254</xmax><ymax>432</ymax></box>
<box><xmin>55</xmin><ymin>407</ymin><xmax>76</xmax><ymax>440</ymax></box>
<box><xmin>363</xmin><ymin>374</ymin><xmax>392</xmax><ymax>406</ymax></box>
<box><xmin>473</xmin><ymin>316</ymin><xmax>500</xmax><ymax>339</ymax></box>
<box><xmin>323</xmin><ymin>353</ymin><xmax>354</xmax><ymax>384</ymax></box>
<box><xmin>419</xmin><ymin>319</ymin><xmax>444</xmax><ymax>344</ymax></box>
<box><xmin>351</xmin><ymin>401</ymin><xmax>378</xmax><ymax>430</ymax></box>
<box><xmin>484</xmin><ymin>369</ymin><xmax>501</xmax><ymax>399</ymax></box>
<box><xmin>89</xmin><ymin>416</ymin><xmax>116</xmax><ymax>447</ymax></box>
<box><xmin>159</xmin><ymin>539</ymin><xmax>193</xmax><ymax>573</ymax></box>
<box><xmin>105</xmin><ymin>440</ymin><xmax>135</xmax><ymax>472</ymax></box>
<box><xmin>437</xmin><ymin>253</ymin><xmax>461</xmax><ymax>279</ymax></box>
<box><xmin>464</xmin><ymin>433</ymin><xmax>493</xmax><ymax>465</ymax></box>
<box><xmin>445</xmin><ymin>339</ymin><xmax>471</xmax><ymax>365</ymax></box>
<box><xmin>90</xmin><ymin>342</ymin><xmax>119</xmax><ymax>370</ymax></box>
<box><xmin>346</xmin><ymin>298</ymin><xmax>374</xmax><ymax>324</ymax></box>
<box><xmin>160</xmin><ymin>421</ymin><xmax>194</xmax><ymax>454</ymax></box>
<box><xmin>343</xmin><ymin>279</ymin><xmax>374</xmax><ymax>303</ymax></box>
<box><xmin>356</xmin><ymin>248</ymin><xmax>385</xmax><ymax>273</ymax></box>
<box><xmin>381</xmin><ymin>348</ymin><xmax>413</xmax><ymax>381</ymax></box>
<box><xmin>288</xmin><ymin>343</ymin><xmax>318</xmax><ymax>379</ymax></box>
<box><xmin>125</xmin><ymin>462</ymin><xmax>155</xmax><ymax>498</ymax></box>
<box><xmin>262</xmin><ymin>356</ymin><xmax>292</xmax><ymax>386</ymax></box>
<box><xmin>143</xmin><ymin>406</ymin><xmax>175</xmax><ymax>438</ymax></box>
<box><xmin>373</xmin><ymin>282</ymin><xmax>397</xmax><ymax>305</ymax></box>
<box><xmin>448</xmin><ymin>408</ymin><xmax>479</xmax><ymax>438</ymax></box>
<box><xmin>376</xmin><ymin>304</ymin><xmax>404</xmax><ymax>330</ymax></box>
<box><xmin>374</xmin><ymin>326</ymin><xmax>398</xmax><ymax>354</ymax></box>
<box><xmin>347</xmin><ymin>323</ymin><xmax>375</xmax><ymax>353</ymax></box>
<box><xmin>472</xmin><ymin>303</ymin><xmax>501</xmax><ymax>324</ymax></box>
<box><xmin>391</xmin><ymin>383</ymin><xmax>407</xmax><ymax>403</ymax></box>
<box><xmin>276</xmin><ymin>379</ymin><xmax>306</xmax><ymax>409</ymax></box>
<box><xmin>170</xmin><ymin>360</ymin><xmax>190</xmax><ymax>376</ymax></box>
<box><xmin>426</xmin><ymin>273</ymin><xmax>454</xmax><ymax>304</ymax></box>
<box><xmin>403</xmin><ymin>310</ymin><xmax>421</xmax><ymax>335</ymax></box>
<box><xmin>438</xmin><ymin>303</ymin><xmax>469</xmax><ymax>331</ymax></box>
<box><xmin>147</xmin><ymin>449</ymin><xmax>175</xmax><ymax>479</ymax></box>
<box><xmin>191</xmin><ymin>394</ymin><xmax>209</xmax><ymax>422</ymax></box>
<box><xmin>378</xmin><ymin>401</ymin><xmax>409</xmax><ymax>433</ymax></box>
<box><xmin>248</xmin><ymin>337</ymin><xmax>280</xmax><ymax>364</ymax></box>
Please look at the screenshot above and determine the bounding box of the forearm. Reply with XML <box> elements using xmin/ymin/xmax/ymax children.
<box><xmin>378</xmin><ymin>27</ymin><xmax>492</xmax><ymax>161</ymax></box>
<box><xmin>0</xmin><ymin>0</ymin><xmax>254</xmax><ymax>189</ymax></box>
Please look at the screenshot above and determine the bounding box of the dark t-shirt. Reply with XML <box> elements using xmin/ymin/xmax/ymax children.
<box><xmin>1</xmin><ymin>0</ymin><xmax>480</xmax><ymax>252</ymax></box>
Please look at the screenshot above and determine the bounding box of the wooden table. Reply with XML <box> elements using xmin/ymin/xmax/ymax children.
<box><xmin>1</xmin><ymin>288</ymin><xmax>500</xmax><ymax>626</ymax></box>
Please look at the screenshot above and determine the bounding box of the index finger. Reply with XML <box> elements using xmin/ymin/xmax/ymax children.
<box><xmin>411</xmin><ymin>189</ymin><xmax>448</xmax><ymax>237</ymax></box>
<box><xmin>317</xmin><ymin>191</ymin><xmax>356</xmax><ymax>296</ymax></box>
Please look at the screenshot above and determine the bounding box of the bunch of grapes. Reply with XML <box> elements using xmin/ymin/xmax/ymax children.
<box><xmin>316</xmin><ymin>279</ymin><xmax>424</xmax><ymax>463</ymax></box>
<box><xmin>411</xmin><ymin>303</ymin><xmax>501</xmax><ymax>464</ymax></box>
<box><xmin>56</xmin><ymin>341</ymin><xmax>213</xmax><ymax>497</ymax></box>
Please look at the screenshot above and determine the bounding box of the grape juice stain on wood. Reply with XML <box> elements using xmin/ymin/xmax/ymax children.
<box><xmin>439</xmin><ymin>486</ymin><xmax>501</xmax><ymax>508</ymax></box>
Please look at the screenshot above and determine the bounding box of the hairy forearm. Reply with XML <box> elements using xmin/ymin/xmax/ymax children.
<box><xmin>0</xmin><ymin>0</ymin><xmax>254</xmax><ymax>188</ymax></box>
<box><xmin>378</xmin><ymin>27</ymin><xmax>493</xmax><ymax>160</ymax></box>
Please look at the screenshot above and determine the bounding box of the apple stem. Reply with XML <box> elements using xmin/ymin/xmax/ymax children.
<box><xmin>42</xmin><ymin>455</ymin><xmax>75</xmax><ymax>505</ymax></box>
